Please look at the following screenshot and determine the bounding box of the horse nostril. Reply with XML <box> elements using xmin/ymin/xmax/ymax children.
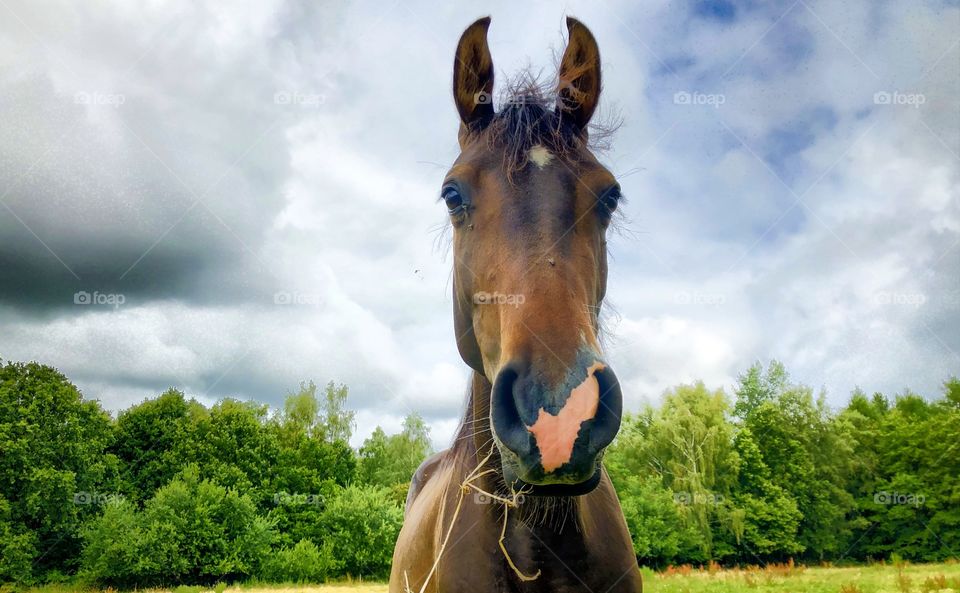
<box><xmin>490</xmin><ymin>365</ymin><xmax>531</xmax><ymax>457</ymax></box>
<box><xmin>589</xmin><ymin>365</ymin><xmax>623</xmax><ymax>454</ymax></box>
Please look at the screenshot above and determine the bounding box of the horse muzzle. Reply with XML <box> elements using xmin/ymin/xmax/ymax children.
<box><xmin>490</xmin><ymin>352</ymin><xmax>623</xmax><ymax>494</ymax></box>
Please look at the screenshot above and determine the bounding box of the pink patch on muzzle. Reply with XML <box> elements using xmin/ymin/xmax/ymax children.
<box><xmin>525</xmin><ymin>361</ymin><xmax>605</xmax><ymax>472</ymax></box>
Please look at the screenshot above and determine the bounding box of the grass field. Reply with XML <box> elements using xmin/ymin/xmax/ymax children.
<box><xmin>18</xmin><ymin>562</ymin><xmax>960</xmax><ymax>593</ymax></box>
<box><xmin>643</xmin><ymin>561</ymin><xmax>960</xmax><ymax>593</ymax></box>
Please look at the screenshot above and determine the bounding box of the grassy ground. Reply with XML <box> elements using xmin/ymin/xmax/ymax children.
<box><xmin>17</xmin><ymin>562</ymin><xmax>960</xmax><ymax>593</ymax></box>
<box><xmin>643</xmin><ymin>561</ymin><xmax>960</xmax><ymax>593</ymax></box>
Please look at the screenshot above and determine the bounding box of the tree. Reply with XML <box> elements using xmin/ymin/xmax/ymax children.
<box><xmin>605</xmin><ymin>384</ymin><xmax>741</xmax><ymax>562</ymax></box>
<box><xmin>730</xmin><ymin>427</ymin><xmax>803</xmax><ymax>559</ymax></box>
<box><xmin>320</xmin><ymin>381</ymin><xmax>356</xmax><ymax>444</ymax></box>
<box><xmin>357</xmin><ymin>414</ymin><xmax>433</xmax><ymax>492</ymax></box>
<box><xmin>644</xmin><ymin>382</ymin><xmax>741</xmax><ymax>558</ymax></box>
<box><xmin>0</xmin><ymin>361</ymin><xmax>118</xmax><ymax>582</ymax></box>
<box><xmin>191</xmin><ymin>398</ymin><xmax>280</xmax><ymax>496</ymax></box>
<box><xmin>279</xmin><ymin>381</ymin><xmax>322</xmax><ymax>438</ymax></box>
<box><xmin>733</xmin><ymin>360</ymin><xmax>788</xmax><ymax>419</ymax></box>
<box><xmin>112</xmin><ymin>388</ymin><xmax>201</xmax><ymax>503</ymax></box>
<box><xmin>607</xmin><ymin>415</ymin><xmax>709</xmax><ymax>566</ymax></box>
<box><xmin>734</xmin><ymin>363</ymin><xmax>856</xmax><ymax>560</ymax></box>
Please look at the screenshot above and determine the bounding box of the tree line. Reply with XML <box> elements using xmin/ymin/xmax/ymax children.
<box><xmin>0</xmin><ymin>359</ymin><xmax>957</xmax><ymax>588</ymax></box>
<box><xmin>606</xmin><ymin>362</ymin><xmax>960</xmax><ymax>567</ymax></box>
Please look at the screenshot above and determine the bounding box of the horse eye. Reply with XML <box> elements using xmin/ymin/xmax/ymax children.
<box><xmin>442</xmin><ymin>185</ymin><xmax>466</xmax><ymax>215</ymax></box>
<box><xmin>599</xmin><ymin>185</ymin><xmax>621</xmax><ymax>213</ymax></box>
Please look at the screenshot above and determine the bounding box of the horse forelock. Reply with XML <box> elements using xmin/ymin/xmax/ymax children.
<box><xmin>462</xmin><ymin>71</ymin><xmax>618</xmax><ymax>179</ymax></box>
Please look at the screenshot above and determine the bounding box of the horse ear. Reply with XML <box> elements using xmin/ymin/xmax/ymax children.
<box><xmin>453</xmin><ymin>17</ymin><xmax>495</xmax><ymax>130</ymax></box>
<box><xmin>556</xmin><ymin>17</ymin><xmax>601</xmax><ymax>133</ymax></box>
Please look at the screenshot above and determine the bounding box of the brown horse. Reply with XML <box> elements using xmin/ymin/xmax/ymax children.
<box><xmin>390</xmin><ymin>16</ymin><xmax>641</xmax><ymax>593</ymax></box>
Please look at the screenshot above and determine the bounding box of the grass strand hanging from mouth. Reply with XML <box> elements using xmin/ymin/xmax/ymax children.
<box><xmin>403</xmin><ymin>447</ymin><xmax>539</xmax><ymax>593</ymax></box>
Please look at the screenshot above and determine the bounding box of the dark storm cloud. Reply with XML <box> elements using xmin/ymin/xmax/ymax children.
<box><xmin>0</xmin><ymin>10</ymin><xmax>310</xmax><ymax>312</ymax></box>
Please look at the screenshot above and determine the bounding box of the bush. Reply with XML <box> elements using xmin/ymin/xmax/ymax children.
<box><xmin>318</xmin><ymin>484</ymin><xmax>403</xmax><ymax>578</ymax></box>
<box><xmin>78</xmin><ymin>498</ymin><xmax>142</xmax><ymax>586</ymax></box>
<box><xmin>261</xmin><ymin>539</ymin><xmax>338</xmax><ymax>582</ymax></box>
<box><xmin>81</xmin><ymin>466</ymin><xmax>274</xmax><ymax>587</ymax></box>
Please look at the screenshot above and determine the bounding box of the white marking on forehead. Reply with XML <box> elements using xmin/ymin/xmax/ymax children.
<box><xmin>528</xmin><ymin>145</ymin><xmax>554</xmax><ymax>169</ymax></box>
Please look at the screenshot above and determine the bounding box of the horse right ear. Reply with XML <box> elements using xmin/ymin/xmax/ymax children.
<box><xmin>453</xmin><ymin>17</ymin><xmax>495</xmax><ymax>131</ymax></box>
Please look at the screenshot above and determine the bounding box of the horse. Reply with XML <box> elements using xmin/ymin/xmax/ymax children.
<box><xmin>389</xmin><ymin>16</ymin><xmax>641</xmax><ymax>593</ymax></box>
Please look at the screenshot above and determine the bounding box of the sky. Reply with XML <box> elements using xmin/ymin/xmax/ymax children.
<box><xmin>0</xmin><ymin>0</ymin><xmax>957</xmax><ymax>448</ymax></box>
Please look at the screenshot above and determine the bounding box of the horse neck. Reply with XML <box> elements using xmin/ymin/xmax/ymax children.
<box><xmin>449</xmin><ymin>371</ymin><xmax>495</xmax><ymax>475</ymax></box>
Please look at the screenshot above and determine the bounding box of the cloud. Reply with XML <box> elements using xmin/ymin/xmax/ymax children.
<box><xmin>0</xmin><ymin>0</ymin><xmax>956</xmax><ymax>450</ymax></box>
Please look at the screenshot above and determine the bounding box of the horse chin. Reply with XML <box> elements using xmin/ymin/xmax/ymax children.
<box><xmin>499</xmin><ymin>456</ymin><xmax>603</xmax><ymax>497</ymax></box>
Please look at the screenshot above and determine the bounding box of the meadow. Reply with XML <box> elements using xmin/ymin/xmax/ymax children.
<box><xmin>18</xmin><ymin>562</ymin><xmax>960</xmax><ymax>593</ymax></box>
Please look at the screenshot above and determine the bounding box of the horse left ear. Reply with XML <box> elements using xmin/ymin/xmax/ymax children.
<box><xmin>556</xmin><ymin>17</ymin><xmax>601</xmax><ymax>133</ymax></box>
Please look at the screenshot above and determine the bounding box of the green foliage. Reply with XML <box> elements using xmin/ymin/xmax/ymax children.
<box><xmin>2</xmin><ymin>358</ymin><xmax>958</xmax><ymax>588</ymax></box>
<box><xmin>279</xmin><ymin>381</ymin><xmax>356</xmax><ymax>444</ymax></box>
<box><xmin>357</xmin><ymin>413</ymin><xmax>432</xmax><ymax>493</ymax></box>
<box><xmin>0</xmin><ymin>361</ymin><xmax>119</xmax><ymax>583</ymax></box>
<box><xmin>111</xmin><ymin>389</ymin><xmax>200</xmax><ymax>503</ymax></box>
<box><xmin>81</xmin><ymin>466</ymin><xmax>274</xmax><ymax>587</ymax></box>
<box><xmin>608</xmin><ymin>471</ymin><xmax>707</xmax><ymax>566</ymax></box>
<box><xmin>261</xmin><ymin>539</ymin><xmax>338</xmax><ymax>583</ymax></box>
<box><xmin>320</xmin><ymin>381</ymin><xmax>357</xmax><ymax>444</ymax></box>
<box><xmin>607</xmin><ymin>382</ymin><xmax>741</xmax><ymax>559</ymax></box>
<box><xmin>190</xmin><ymin>399</ymin><xmax>280</xmax><ymax>494</ymax></box>
<box><xmin>317</xmin><ymin>484</ymin><xmax>403</xmax><ymax>579</ymax></box>
<box><xmin>608</xmin><ymin>363</ymin><xmax>960</xmax><ymax>567</ymax></box>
